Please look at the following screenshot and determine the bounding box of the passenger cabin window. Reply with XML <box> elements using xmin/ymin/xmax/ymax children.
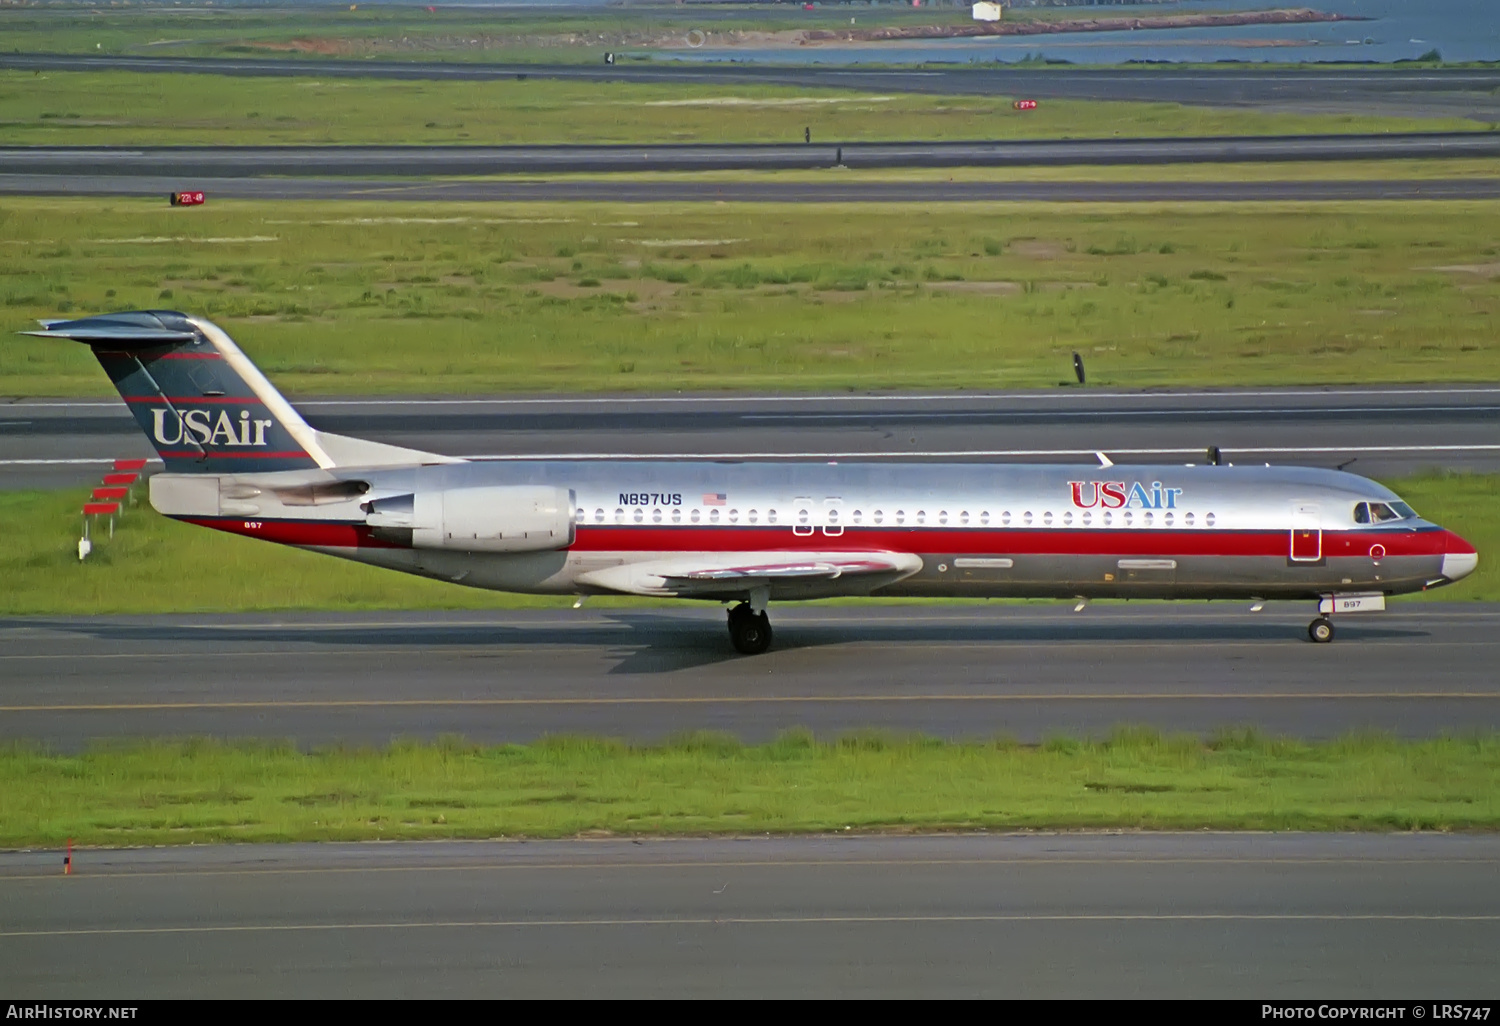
<box><xmin>980</xmin><ymin>512</ymin><xmax>990</xmax><ymax>526</ymax></box>
<box><xmin>896</xmin><ymin>510</ymin><xmax>906</xmax><ymax>525</ymax></box>
<box><xmin>690</xmin><ymin>509</ymin><xmax>701</xmax><ymax>523</ymax></box>
<box><xmin>672</xmin><ymin>508</ymin><xmax>682</xmax><ymax>524</ymax></box>
<box><xmin>768</xmin><ymin>509</ymin><xmax>778</xmax><ymax>524</ymax></box>
<box><xmin>1205</xmin><ymin>512</ymin><xmax>1216</xmax><ymax>527</ymax></box>
<box><xmin>595</xmin><ymin>508</ymin><xmax>605</xmax><ymax>523</ymax></box>
<box><xmin>874</xmin><ymin>510</ymin><xmax>884</xmax><ymax>525</ymax></box>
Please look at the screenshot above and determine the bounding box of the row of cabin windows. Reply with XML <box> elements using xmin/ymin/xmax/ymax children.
<box><xmin>580</xmin><ymin>507</ymin><xmax>1219</xmax><ymax>528</ymax></box>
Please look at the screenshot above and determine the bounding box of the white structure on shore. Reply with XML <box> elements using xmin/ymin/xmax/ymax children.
<box><xmin>972</xmin><ymin>2</ymin><xmax>1003</xmax><ymax>21</ymax></box>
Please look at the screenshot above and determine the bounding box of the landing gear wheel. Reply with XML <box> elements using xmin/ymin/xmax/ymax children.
<box><xmin>1308</xmin><ymin>617</ymin><xmax>1335</xmax><ymax>644</ymax></box>
<box><xmin>727</xmin><ymin>603</ymin><xmax>773</xmax><ymax>655</ymax></box>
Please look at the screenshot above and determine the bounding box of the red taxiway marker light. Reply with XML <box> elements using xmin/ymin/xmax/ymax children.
<box><xmin>113</xmin><ymin>458</ymin><xmax>148</xmax><ymax>471</ymax></box>
<box><xmin>92</xmin><ymin>486</ymin><xmax>129</xmax><ymax>500</ymax></box>
<box><xmin>170</xmin><ymin>191</ymin><xmax>205</xmax><ymax>207</ymax></box>
<box><xmin>102</xmin><ymin>472</ymin><xmax>139</xmax><ymax>486</ymax></box>
<box><xmin>83</xmin><ymin>502</ymin><xmax>121</xmax><ymax>516</ymax></box>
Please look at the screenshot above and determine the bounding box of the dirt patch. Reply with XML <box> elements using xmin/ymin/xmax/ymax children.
<box><xmin>1009</xmin><ymin>240</ymin><xmax>1069</xmax><ymax>260</ymax></box>
<box><xmin>1428</xmin><ymin>262</ymin><xmax>1500</xmax><ymax>275</ymax></box>
<box><xmin>248</xmin><ymin>38</ymin><xmax>352</xmax><ymax>56</ymax></box>
<box><xmin>923</xmin><ymin>281</ymin><xmax>1021</xmax><ymax>295</ymax></box>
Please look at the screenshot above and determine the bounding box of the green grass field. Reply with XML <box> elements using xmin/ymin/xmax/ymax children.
<box><xmin>5</xmin><ymin>197</ymin><xmax>1500</xmax><ymax>397</ymax></box>
<box><xmin>1</xmin><ymin>6</ymin><xmax>980</xmax><ymax>64</ymax></box>
<box><xmin>4</xmin><ymin>730</ymin><xmax>1498</xmax><ymax>847</ymax></box>
<box><xmin>1</xmin><ymin>472</ymin><xmax>1492</xmax><ymax>616</ymax></box>
<box><xmin>4</xmin><ymin>69</ymin><xmax>1487</xmax><ymax>147</ymax></box>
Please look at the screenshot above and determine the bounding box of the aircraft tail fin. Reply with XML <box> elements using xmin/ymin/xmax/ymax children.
<box><xmin>23</xmin><ymin>311</ymin><xmax>456</xmax><ymax>474</ymax></box>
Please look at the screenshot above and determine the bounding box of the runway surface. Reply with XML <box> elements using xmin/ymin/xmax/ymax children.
<box><xmin>6</xmin><ymin>172</ymin><xmax>1500</xmax><ymax>204</ymax></box>
<box><xmin>2</xmin><ymin>604</ymin><xmax>1495</xmax><ymax>750</ymax></box>
<box><xmin>2</xmin><ymin>833</ymin><xmax>1497</xmax><ymax>997</ymax></box>
<box><xmin>9</xmin><ymin>53</ymin><xmax>1500</xmax><ymax>117</ymax></box>
<box><xmin>6</xmin><ymin>386</ymin><xmax>1496</xmax><ymax>490</ymax></box>
<box><xmin>9</xmin><ymin>134</ymin><xmax>1500</xmax><ymax>176</ymax></box>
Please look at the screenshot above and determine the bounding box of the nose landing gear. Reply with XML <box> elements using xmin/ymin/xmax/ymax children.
<box><xmin>1307</xmin><ymin>616</ymin><xmax>1335</xmax><ymax>644</ymax></box>
<box><xmin>727</xmin><ymin>602</ymin><xmax>773</xmax><ymax>655</ymax></box>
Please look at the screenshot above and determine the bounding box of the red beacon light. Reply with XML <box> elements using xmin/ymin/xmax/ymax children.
<box><xmin>170</xmin><ymin>191</ymin><xmax>205</xmax><ymax>207</ymax></box>
<box><xmin>1014</xmin><ymin>100</ymin><xmax>1038</xmax><ymax>111</ymax></box>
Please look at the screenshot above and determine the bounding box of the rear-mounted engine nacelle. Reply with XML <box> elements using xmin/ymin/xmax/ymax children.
<box><xmin>364</xmin><ymin>485</ymin><xmax>575</xmax><ymax>553</ymax></box>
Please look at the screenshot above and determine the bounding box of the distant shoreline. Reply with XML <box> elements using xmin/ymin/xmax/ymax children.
<box><xmin>662</xmin><ymin>9</ymin><xmax>1362</xmax><ymax>50</ymax></box>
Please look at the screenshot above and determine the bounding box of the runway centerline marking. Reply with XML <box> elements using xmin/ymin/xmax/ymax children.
<box><xmin>5</xmin><ymin>856</ymin><xmax>1497</xmax><ymax>882</ymax></box>
<box><xmin>3</xmin><ymin>692</ymin><xmax>1499</xmax><ymax>713</ymax></box>
<box><xmin>4</xmin><ymin>913</ymin><xmax>1499</xmax><ymax>939</ymax></box>
<box><xmin>10</xmin><ymin>385</ymin><xmax>1500</xmax><ymax>411</ymax></box>
<box><xmin>5</xmin><ymin>641</ymin><xmax>1498</xmax><ymax>664</ymax></box>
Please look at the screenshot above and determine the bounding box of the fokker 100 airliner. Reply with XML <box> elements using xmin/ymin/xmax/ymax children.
<box><xmin>26</xmin><ymin>311</ymin><xmax>1478</xmax><ymax>654</ymax></box>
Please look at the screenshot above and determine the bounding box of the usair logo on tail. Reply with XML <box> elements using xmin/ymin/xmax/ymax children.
<box><xmin>152</xmin><ymin>408</ymin><xmax>276</xmax><ymax>447</ymax></box>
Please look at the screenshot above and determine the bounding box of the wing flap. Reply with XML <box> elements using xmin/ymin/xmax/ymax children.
<box><xmin>576</xmin><ymin>551</ymin><xmax>923</xmax><ymax>599</ymax></box>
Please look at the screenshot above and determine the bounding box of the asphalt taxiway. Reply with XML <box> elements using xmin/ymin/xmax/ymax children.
<box><xmin>5</xmin><ymin>386</ymin><xmax>1496</xmax><ymax>490</ymax></box>
<box><xmin>8</xmin><ymin>134</ymin><xmax>1500</xmax><ymax>177</ymax></box>
<box><xmin>5</xmin><ymin>172</ymin><xmax>1499</xmax><ymax>203</ymax></box>
<box><xmin>2</xmin><ymin>834</ymin><xmax>1497</xmax><ymax>997</ymax></box>
<box><xmin>2</xmin><ymin>604</ymin><xmax>1495</xmax><ymax>751</ymax></box>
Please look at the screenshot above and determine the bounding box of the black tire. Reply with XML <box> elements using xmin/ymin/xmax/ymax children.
<box><xmin>728</xmin><ymin>607</ymin><xmax>773</xmax><ymax>655</ymax></box>
<box><xmin>1308</xmin><ymin>617</ymin><xmax>1334</xmax><ymax>644</ymax></box>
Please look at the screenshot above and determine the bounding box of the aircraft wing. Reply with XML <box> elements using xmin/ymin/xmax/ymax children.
<box><xmin>575</xmin><ymin>551</ymin><xmax>923</xmax><ymax>599</ymax></box>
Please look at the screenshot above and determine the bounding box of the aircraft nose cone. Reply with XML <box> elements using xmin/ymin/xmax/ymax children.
<box><xmin>1441</xmin><ymin>530</ymin><xmax>1478</xmax><ymax>582</ymax></box>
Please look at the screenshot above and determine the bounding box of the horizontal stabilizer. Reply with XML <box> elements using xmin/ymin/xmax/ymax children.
<box><xmin>23</xmin><ymin>311</ymin><xmax>199</xmax><ymax>347</ymax></box>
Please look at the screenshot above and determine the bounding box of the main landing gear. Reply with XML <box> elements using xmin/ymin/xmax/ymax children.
<box><xmin>727</xmin><ymin>602</ymin><xmax>773</xmax><ymax>655</ymax></box>
<box><xmin>1307</xmin><ymin>616</ymin><xmax>1335</xmax><ymax>644</ymax></box>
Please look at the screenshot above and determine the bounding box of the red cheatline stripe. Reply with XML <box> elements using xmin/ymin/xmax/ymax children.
<box><xmin>122</xmin><ymin>396</ymin><xmax>263</xmax><ymax>404</ymax></box>
<box><xmin>94</xmin><ymin>350</ymin><xmax>219</xmax><ymax>360</ymax></box>
<box><xmin>156</xmin><ymin>451</ymin><xmax>310</xmax><ymax>460</ymax></box>
<box><xmin>181</xmin><ymin>518</ymin><xmax>404</xmax><ymax>550</ymax></box>
<box><xmin>569</xmin><ymin>525</ymin><xmax>1452</xmax><ymax>559</ymax></box>
<box><xmin>175</xmin><ymin>518</ymin><xmax>1450</xmax><ymax>560</ymax></box>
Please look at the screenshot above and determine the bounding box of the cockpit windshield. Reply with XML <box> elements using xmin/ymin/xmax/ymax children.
<box><xmin>1353</xmin><ymin>500</ymin><xmax>1417</xmax><ymax>524</ymax></box>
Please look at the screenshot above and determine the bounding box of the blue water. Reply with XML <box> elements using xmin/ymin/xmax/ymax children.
<box><xmin>658</xmin><ymin>0</ymin><xmax>1500</xmax><ymax>66</ymax></box>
